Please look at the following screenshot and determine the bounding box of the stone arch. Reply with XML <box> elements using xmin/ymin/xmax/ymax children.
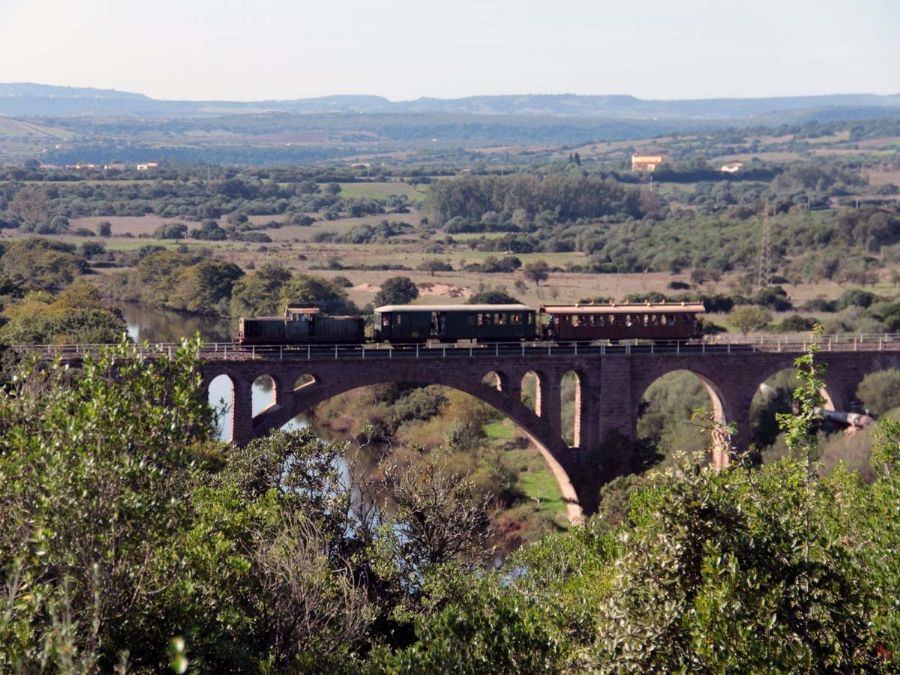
<box><xmin>252</xmin><ymin>373</ymin><xmax>277</xmax><ymax>415</ymax></box>
<box><xmin>482</xmin><ymin>370</ymin><xmax>509</xmax><ymax>393</ymax></box>
<box><xmin>207</xmin><ymin>373</ymin><xmax>235</xmax><ymax>442</ymax></box>
<box><xmin>634</xmin><ymin>367</ymin><xmax>732</xmax><ymax>469</ymax></box>
<box><xmin>749</xmin><ymin>367</ymin><xmax>840</xmax><ymax>451</ymax></box>
<box><xmin>239</xmin><ymin>365</ymin><xmax>584</xmax><ymax>525</ymax></box>
<box><xmin>294</xmin><ymin>373</ymin><xmax>317</xmax><ymax>390</ymax></box>
<box><xmin>561</xmin><ymin>369</ymin><xmax>585</xmax><ymax>448</ymax></box>
<box><xmin>520</xmin><ymin>370</ymin><xmax>548</xmax><ymax>418</ymax></box>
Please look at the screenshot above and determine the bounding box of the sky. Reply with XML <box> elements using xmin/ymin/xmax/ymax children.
<box><xmin>0</xmin><ymin>0</ymin><xmax>897</xmax><ymax>101</ymax></box>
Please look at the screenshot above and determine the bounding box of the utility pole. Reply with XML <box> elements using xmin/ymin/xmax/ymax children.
<box><xmin>756</xmin><ymin>205</ymin><xmax>772</xmax><ymax>291</ymax></box>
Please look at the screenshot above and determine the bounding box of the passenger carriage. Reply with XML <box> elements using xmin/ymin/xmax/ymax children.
<box><xmin>374</xmin><ymin>304</ymin><xmax>537</xmax><ymax>344</ymax></box>
<box><xmin>539</xmin><ymin>302</ymin><xmax>705</xmax><ymax>343</ymax></box>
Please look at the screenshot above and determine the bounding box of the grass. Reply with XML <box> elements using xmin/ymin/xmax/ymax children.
<box><xmin>513</xmin><ymin>455</ymin><xmax>568</xmax><ymax>518</ymax></box>
<box><xmin>485</xmin><ymin>419</ymin><xmax>569</xmax><ymax>520</ymax></box>
<box><xmin>328</xmin><ymin>182</ymin><xmax>429</xmax><ymax>202</ymax></box>
<box><xmin>484</xmin><ymin>420</ymin><xmax>516</xmax><ymax>440</ymax></box>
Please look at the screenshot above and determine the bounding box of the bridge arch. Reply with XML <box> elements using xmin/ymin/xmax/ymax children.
<box><xmin>633</xmin><ymin>366</ymin><xmax>732</xmax><ymax>469</ymax></box>
<box><xmin>482</xmin><ymin>369</ymin><xmax>510</xmax><ymax>393</ymax></box>
<box><xmin>561</xmin><ymin>369</ymin><xmax>585</xmax><ymax>448</ymax></box>
<box><xmin>519</xmin><ymin>369</ymin><xmax>549</xmax><ymax>418</ymax></box>
<box><xmin>294</xmin><ymin>373</ymin><xmax>317</xmax><ymax>390</ymax></box>
<box><xmin>207</xmin><ymin>373</ymin><xmax>236</xmax><ymax>441</ymax></box>
<box><xmin>204</xmin><ymin>362</ymin><xmax>584</xmax><ymax>524</ymax></box>
<box><xmin>749</xmin><ymin>368</ymin><xmax>841</xmax><ymax>450</ymax></box>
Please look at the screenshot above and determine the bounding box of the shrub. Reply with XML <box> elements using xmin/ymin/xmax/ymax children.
<box><xmin>857</xmin><ymin>369</ymin><xmax>900</xmax><ymax>416</ymax></box>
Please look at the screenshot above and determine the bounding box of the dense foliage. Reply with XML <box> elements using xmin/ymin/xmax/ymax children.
<box><xmin>0</xmin><ymin>337</ymin><xmax>895</xmax><ymax>671</ymax></box>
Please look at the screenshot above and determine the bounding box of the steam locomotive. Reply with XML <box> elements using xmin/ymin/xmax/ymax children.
<box><xmin>236</xmin><ymin>302</ymin><xmax>705</xmax><ymax>346</ymax></box>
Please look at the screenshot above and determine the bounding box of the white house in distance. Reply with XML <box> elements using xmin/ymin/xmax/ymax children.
<box><xmin>720</xmin><ymin>161</ymin><xmax>744</xmax><ymax>174</ymax></box>
<box><xmin>136</xmin><ymin>162</ymin><xmax>159</xmax><ymax>171</ymax></box>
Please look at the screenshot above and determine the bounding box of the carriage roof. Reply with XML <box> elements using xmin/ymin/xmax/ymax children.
<box><xmin>375</xmin><ymin>304</ymin><xmax>533</xmax><ymax>313</ymax></box>
<box><xmin>540</xmin><ymin>303</ymin><xmax>705</xmax><ymax>315</ymax></box>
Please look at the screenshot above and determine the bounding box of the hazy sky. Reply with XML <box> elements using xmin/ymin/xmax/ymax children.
<box><xmin>0</xmin><ymin>0</ymin><xmax>897</xmax><ymax>101</ymax></box>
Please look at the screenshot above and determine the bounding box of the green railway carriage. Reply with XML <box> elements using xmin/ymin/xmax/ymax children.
<box><xmin>374</xmin><ymin>304</ymin><xmax>537</xmax><ymax>343</ymax></box>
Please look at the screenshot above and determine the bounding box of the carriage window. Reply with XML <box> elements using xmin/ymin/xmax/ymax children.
<box><xmin>528</xmin><ymin>313</ymin><xmax>534</xmax><ymax>324</ymax></box>
<box><xmin>467</xmin><ymin>314</ymin><xmax>476</xmax><ymax>326</ymax></box>
<box><xmin>511</xmin><ymin>313</ymin><xmax>521</xmax><ymax>324</ymax></box>
<box><xmin>381</xmin><ymin>314</ymin><xmax>390</xmax><ymax>327</ymax></box>
<box><xmin>394</xmin><ymin>313</ymin><xmax>402</xmax><ymax>326</ymax></box>
<box><xmin>625</xmin><ymin>314</ymin><xmax>632</xmax><ymax>327</ymax></box>
<box><xmin>660</xmin><ymin>314</ymin><xmax>667</xmax><ymax>326</ymax></box>
<box><xmin>572</xmin><ymin>315</ymin><xmax>580</xmax><ymax>327</ymax></box>
<box><xmin>497</xmin><ymin>313</ymin><xmax>507</xmax><ymax>325</ymax></box>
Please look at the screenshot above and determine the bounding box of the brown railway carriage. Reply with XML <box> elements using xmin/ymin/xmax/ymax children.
<box><xmin>540</xmin><ymin>302</ymin><xmax>705</xmax><ymax>342</ymax></box>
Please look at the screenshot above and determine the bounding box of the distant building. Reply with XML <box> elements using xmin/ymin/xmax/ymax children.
<box><xmin>350</xmin><ymin>162</ymin><xmax>371</xmax><ymax>169</ymax></box>
<box><xmin>136</xmin><ymin>162</ymin><xmax>159</xmax><ymax>171</ymax></box>
<box><xmin>104</xmin><ymin>162</ymin><xmax>126</xmax><ymax>171</ymax></box>
<box><xmin>720</xmin><ymin>161</ymin><xmax>744</xmax><ymax>174</ymax></box>
<box><xmin>631</xmin><ymin>153</ymin><xmax>666</xmax><ymax>172</ymax></box>
<box><xmin>66</xmin><ymin>163</ymin><xmax>98</xmax><ymax>171</ymax></box>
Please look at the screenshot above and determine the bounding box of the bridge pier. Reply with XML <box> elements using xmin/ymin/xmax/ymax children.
<box><xmin>232</xmin><ymin>380</ymin><xmax>254</xmax><ymax>447</ymax></box>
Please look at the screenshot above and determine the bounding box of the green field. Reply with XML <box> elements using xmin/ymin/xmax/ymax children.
<box><xmin>485</xmin><ymin>419</ymin><xmax>568</xmax><ymax>520</ymax></box>
<box><xmin>328</xmin><ymin>181</ymin><xmax>429</xmax><ymax>202</ymax></box>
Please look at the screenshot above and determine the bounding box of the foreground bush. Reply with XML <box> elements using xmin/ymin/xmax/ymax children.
<box><xmin>0</xmin><ymin>336</ymin><xmax>896</xmax><ymax>672</ymax></box>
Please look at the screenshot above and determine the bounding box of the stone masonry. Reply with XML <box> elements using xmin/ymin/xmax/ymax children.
<box><xmin>201</xmin><ymin>349</ymin><xmax>900</xmax><ymax>521</ymax></box>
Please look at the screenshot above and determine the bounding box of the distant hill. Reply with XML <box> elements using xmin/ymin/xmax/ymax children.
<box><xmin>1</xmin><ymin>83</ymin><xmax>898</xmax><ymax>119</ymax></box>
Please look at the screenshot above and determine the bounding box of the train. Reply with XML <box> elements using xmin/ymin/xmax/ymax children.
<box><xmin>236</xmin><ymin>301</ymin><xmax>706</xmax><ymax>346</ymax></box>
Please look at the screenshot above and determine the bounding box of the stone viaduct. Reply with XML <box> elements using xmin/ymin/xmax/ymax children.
<box><xmin>200</xmin><ymin>348</ymin><xmax>900</xmax><ymax>522</ymax></box>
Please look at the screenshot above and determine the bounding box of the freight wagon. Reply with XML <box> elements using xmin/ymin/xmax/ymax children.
<box><xmin>237</xmin><ymin>307</ymin><xmax>365</xmax><ymax>345</ymax></box>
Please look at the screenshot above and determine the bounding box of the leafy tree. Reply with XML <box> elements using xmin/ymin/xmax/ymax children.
<box><xmin>190</xmin><ymin>219</ymin><xmax>227</xmax><ymax>241</ymax></box>
<box><xmin>153</xmin><ymin>222</ymin><xmax>189</xmax><ymax>240</ymax></box>
<box><xmin>8</xmin><ymin>185</ymin><xmax>50</xmax><ymax>230</ymax></box>
<box><xmin>588</xmin><ymin>453</ymin><xmax>879</xmax><ymax>672</ymax></box>
<box><xmin>230</xmin><ymin>264</ymin><xmax>292</xmax><ymax>317</ymax></box>
<box><xmin>752</xmin><ymin>285</ymin><xmax>793</xmax><ymax>311</ymax></box>
<box><xmin>96</xmin><ymin>220</ymin><xmax>112</xmax><ymax>237</ymax></box>
<box><xmin>0</xmin><ymin>238</ymin><xmax>87</xmax><ymax>291</ymax></box>
<box><xmin>856</xmin><ymin>368</ymin><xmax>900</xmax><ymax>415</ymax></box>
<box><xmin>374</xmin><ymin>276</ymin><xmax>419</xmax><ymax>306</ymax></box>
<box><xmin>169</xmin><ymin>260</ymin><xmax>244</xmax><ymax>315</ymax></box>
<box><xmin>523</xmin><ymin>260</ymin><xmax>550</xmax><ymax>288</ymax></box>
<box><xmin>467</xmin><ymin>290</ymin><xmax>520</xmax><ymax>304</ymax></box>
<box><xmin>417</xmin><ymin>259</ymin><xmax>453</xmax><ymax>277</ymax></box>
<box><xmin>729</xmin><ymin>305</ymin><xmax>772</xmax><ymax>334</ymax></box>
<box><xmin>0</xmin><ymin>338</ymin><xmax>215</xmax><ymax>670</ymax></box>
<box><xmin>279</xmin><ymin>274</ymin><xmax>357</xmax><ymax>315</ymax></box>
